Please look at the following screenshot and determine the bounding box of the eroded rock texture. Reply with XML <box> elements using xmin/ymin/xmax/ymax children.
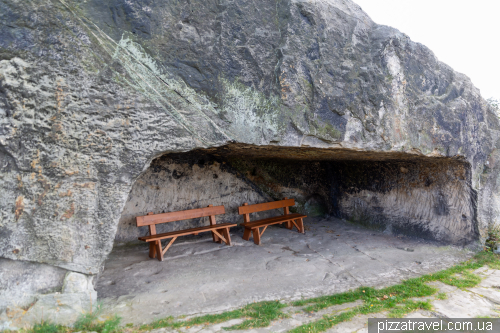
<box><xmin>1</xmin><ymin>0</ymin><xmax>500</xmax><ymax>314</ymax></box>
<box><xmin>0</xmin><ymin>258</ymin><xmax>67</xmax><ymax>312</ymax></box>
<box><xmin>333</xmin><ymin>160</ymin><xmax>476</xmax><ymax>245</ymax></box>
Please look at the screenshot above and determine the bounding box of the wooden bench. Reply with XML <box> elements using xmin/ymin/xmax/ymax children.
<box><xmin>136</xmin><ymin>205</ymin><xmax>236</xmax><ymax>261</ymax></box>
<box><xmin>238</xmin><ymin>198</ymin><xmax>306</xmax><ymax>245</ymax></box>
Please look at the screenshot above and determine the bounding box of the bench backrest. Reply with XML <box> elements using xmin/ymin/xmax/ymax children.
<box><xmin>136</xmin><ymin>205</ymin><xmax>225</xmax><ymax>227</ymax></box>
<box><xmin>238</xmin><ymin>198</ymin><xmax>295</xmax><ymax>222</ymax></box>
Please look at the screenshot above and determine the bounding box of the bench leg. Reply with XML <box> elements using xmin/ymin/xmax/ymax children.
<box><xmin>222</xmin><ymin>227</ymin><xmax>232</xmax><ymax>246</ymax></box>
<box><xmin>211</xmin><ymin>230</ymin><xmax>222</xmax><ymax>244</ymax></box>
<box><xmin>149</xmin><ymin>242</ymin><xmax>157</xmax><ymax>259</ymax></box>
<box><xmin>155</xmin><ymin>240</ymin><xmax>164</xmax><ymax>262</ymax></box>
<box><xmin>243</xmin><ymin>227</ymin><xmax>251</xmax><ymax>241</ymax></box>
<box><xmin>285</xmin><ymin>221</ymin><xmax>293</xmax><ymax>230</ymax></box>
<box><xmin>297</xmin><ymin>218</ymin><xmax>305</xmax><ymax>233</ymax></box>
<box><xmin>252</xmin><ymin>228</ymin><xmax>261</xmax><ymax>245</ymax></box>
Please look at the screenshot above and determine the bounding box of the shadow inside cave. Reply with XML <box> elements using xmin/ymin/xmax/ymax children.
<box><xmin>115</xmin><ymin>143</ymin><xmax>478</xmax><ymax>246</ymax></box>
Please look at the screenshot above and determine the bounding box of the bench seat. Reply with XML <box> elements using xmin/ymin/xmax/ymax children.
<box><xmin>242</xmin><ymin>214</ymin><xmax>306</xmax><ymax>229</ymax></box>
<box><xmin>139</xmin><ymin>223</ymin><xmax>237</xmax><ymax>242</ymax></box>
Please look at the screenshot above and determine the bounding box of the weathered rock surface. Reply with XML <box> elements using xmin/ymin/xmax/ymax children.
<box><xmin>1</xmin><ymin>0</ymin><xmax>500</xmax><ymax>321</ymax></box>
<box><xmin>0</xmin><ymin>258</ymin><xmax>67</xmax><ymax>311</ymax></box>
<box><xmin>0</xmin><ymin>271</ymin><xmax>97</xmax><ymax>328</ymax></box>
<box><xmin>20</xmin><ymin>272</ymin><xmax>97</xmax><ymax>326</ymax></box>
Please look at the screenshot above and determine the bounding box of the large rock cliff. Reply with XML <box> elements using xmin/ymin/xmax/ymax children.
<box><xmin>1</xmin><ymin>0</ymin><xmax>500</xmax><ymax>317</ymax></box>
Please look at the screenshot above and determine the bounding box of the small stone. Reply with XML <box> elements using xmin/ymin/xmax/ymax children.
<box><xmin>62</xmin><ymin>272</ymin><xmax>93</xmax><ymax>294</ymax></box>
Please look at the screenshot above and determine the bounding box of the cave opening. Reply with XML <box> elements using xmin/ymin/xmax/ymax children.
<box><xmin>96</xmin><ymin>143</ymin><xmax>479</xmax><ymax>317</ymax></box>
<box><xmin>116</xmin><ymin>144</ymin><xmax>478</xmax><ymax>246</ymax></box>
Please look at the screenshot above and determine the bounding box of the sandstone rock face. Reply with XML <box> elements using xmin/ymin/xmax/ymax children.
<box><xmin>0</xmin><ymin>258</ymin><xmax>67</xmax><ymax>312</ymax></box>
<box><xmin>1</xmin><ymin>0</ymin><xmax>500</xmax><ymax>316</ymax></box>
<box><xmin>0</xmin><ymin>268</ymin><xmax>96</xmax><ymax>328</ymax></box>
<box><xmin>333</xmin><ymin>160</ymin><xmax>475</xmax><ymax>244</ymax></box>
<box><xmin>19</xmin><ymin>272</ymin><xmax>97</xmax><ymax>327</ymax></box>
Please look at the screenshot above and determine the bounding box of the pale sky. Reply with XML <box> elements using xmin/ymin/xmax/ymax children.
<box><xmin>353</xmin><ymin>0</ymin><xmax>500</xmax><ymax>101</ymax></box>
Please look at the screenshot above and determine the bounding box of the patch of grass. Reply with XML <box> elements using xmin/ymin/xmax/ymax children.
<box><xmin>291</xmin><ymin>311</ymin><xmax>355</xmax><ymax>333</ymax></box>
<box><xmin>386</xmin><ymin>300</ymin><xmax>433</xmax><ymax>318</ymax></box>
<box><xmin>476</xmin><ymin>247</ymin><xmax>500</xmax><ymax>269</ymax></box>
<box><xmin>292</xmin><ymin>289</ymin><xmax>362</xmax><ymax>311</ymax></box>
<box><xmin>139</xmin><ymin>316</ymin><xmax>181</xmax><ymax>330</ymax></box>
<box><xmin>227</xmin><ymin>301</ymin><xmax>288</xmax><ymax>330</ymax></box>
<box><xmin>140</xmin><ymin>301</ymin><xmax>287</xmax><ymax>331</ymax></box>
<box><xmin>486</xmin><ymin>226</ymin><xmax>500</xmax><ymax>253</ymax></box>
<box><xmin>289</xmin><ymin>299</ymin><xmax>433</xmax><ymax>333</ymax></box>
<box><xmin>293</xmin><ymin>278</ymin><xmax>437</xmax><ymax>314</ymax></box>
<box><xmin>74</xmin><ymin>310</ymin><xmax>121</xmax><ymax>333</ymax></box>
<box><xmin>446</xmin><ymin>271</ymin><xmax>482</xmax><ymax>288</ymax></box>
<box><xmin>73</xmin><ymin>312</ymin><xmax>98</xmax><ymax>331</ymax></box>
<box><xmin>436</xmin><ymin>292</ymin><xmax>448</xmax><ymax>300</ymax></box>
<box><xmin>98</xmin><ymin>316</ymin><xmax>121</xmax><ymax>333</ymax></box>
<box><xmin>30</xmin><ymin>321</ymin><xmax>65</xmax><ymax>333</ymax></box>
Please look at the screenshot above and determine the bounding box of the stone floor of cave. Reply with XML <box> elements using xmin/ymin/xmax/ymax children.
<box><xmin>97</xmin><ymin>217</ymin><xmax>475</xmax><ymax>326</ymax></box>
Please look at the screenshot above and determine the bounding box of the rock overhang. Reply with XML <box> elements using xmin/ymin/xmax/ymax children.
<box><xmin>198</xmin><ymin>142</ymin><xmax>468</xmax><ymax>162</ymax></box>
